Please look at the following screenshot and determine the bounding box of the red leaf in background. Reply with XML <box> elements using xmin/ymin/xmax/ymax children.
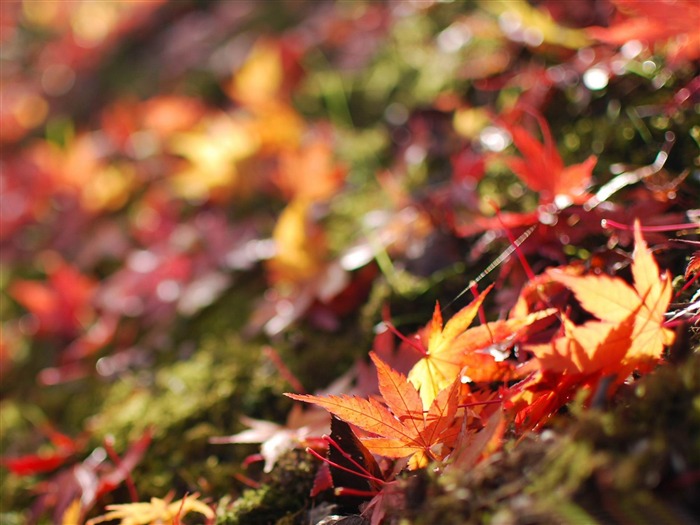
<box><xmin>23</xmin><ymin>430</ymin><xmax>152</xmax><ymax>524</ymax></box>
<box><xmin>100</xmin><ymin>96</ymin><xmax>207</xmax><ymax>151</ymax></box>
<box><xmin>451</xmin><ymin>148</ymin><xmax>486</xmax><ymax>186</ymax></box>
<box><xmin>97</xmin><ymin>248</ymin><xmax>193</xmax><ymax>321</ymax></box>
<box><xmin>9</xmin><ymin>262</ymin><xmax>97</xmax><ymax>339</ymax></box>
<box><xmin>587</xmin><ymin>0</ymin><xmax>700</xmax><ymax>63</ymax></box>
<box><xmin>0</xmin><ymin>155</ymin><xmax>55</xmax><ymax>241</ymax></box>
<box><xmin>685</xmin><ymin>251</ymin><xmax>700</xmax><ymax>280</ymax></box>
<box><xmin>3</xmin><ymin>454</ymin><xmax>70</xmax><ymax>477</ymax></box>
<box><xmin>504</xmin><ymin>112</ymin><xmax>596</xmax><ymax>207</ymax></box>
<box><xmin>2</xmin><ymin>424</ymin><xmax>85</xmax><ymax>476</ymax></box>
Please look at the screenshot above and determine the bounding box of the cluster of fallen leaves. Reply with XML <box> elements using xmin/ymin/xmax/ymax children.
<box><xmin>2</xmin><ymin>0</ymin><xmax>699</xmax><ymax>524</ymax></box>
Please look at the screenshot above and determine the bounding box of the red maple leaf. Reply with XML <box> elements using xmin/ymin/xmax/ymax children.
<box><xmin>9</xmin><ymin>262</ymin><xmax>97</xmax><ymax>339</ymax></box>
<box><xmin>504</xmin><ymin>112</ymin><xmax>597</xmax><ymax>208</ymax></box>
<box><xmin>588</xmin><ymin>0</ymin><xmax>700</xmax><ymax>63</ymax></box>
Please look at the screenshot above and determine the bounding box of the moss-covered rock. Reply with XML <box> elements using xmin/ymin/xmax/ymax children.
<box><xmin>216</xmin><ymin>449</ymin><xmax>317</xmax><ymax>525</ymax></box>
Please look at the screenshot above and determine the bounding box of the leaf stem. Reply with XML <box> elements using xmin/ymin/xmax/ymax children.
<box><xmin>601</xmin><ymin>218</ymin><xmax>700</xmax><ymax>233</ymax></box>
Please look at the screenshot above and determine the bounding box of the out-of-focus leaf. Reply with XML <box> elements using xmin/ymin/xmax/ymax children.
<box><xmin>504</xmin><ymin>113</ymin><xmax>597</xmax><ymax>207</ymax></box>
<box><xmin>168</xmin><ymin>115</ymin><xmax>259</xmax><ymax>202</ymax></box>
<box><xmin>9</xmin><ymin>262</ymin><xmax>97</xmax><ymax>339</ymax></box>
<box><xmin>482</xmin><ymin>0</ymin><xmax>591</xmax><ymax>49</ymax></box>
<box><xmin>588</xmin><ymin>0</ymin><xmax>700</xmax><ymax>63</ymax></box>
<box><xmin>86</xmin><ymin>493</ymin><xmax>213</xmax><ymax>525</ymax></box>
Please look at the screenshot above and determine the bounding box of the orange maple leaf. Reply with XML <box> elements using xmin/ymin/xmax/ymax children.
<box><xmin>587</xmin><ymin>0</ymin><xmax>700</xmax><ymax>64</ymax></box>
<box><xmin>274</xmin><ymin>138</ymin><xmax>346</xmax><ymax>203</ymax></box>
<box><xmin>504</xmin><ymin>114</ymin><xmax>596</xmax><ymax>207</ymax></box>
<box><xmin>528</xmin><ymin>314</ymin><xmax>634</xmax><ymax>376</ymax></box>
<box><xmin>407</xmin><ymin>286</ymin><xmax>556</xmax><ymax>407</ymax></box>
<box><xmin>543</xmin><ymin>220</ymin><xmax>675</xmax><ymax>375</ymax></box>
<box><xmin>287</xmin><ymin>352</ymin><xmax>460</xmax><ymax>470</ymax></box>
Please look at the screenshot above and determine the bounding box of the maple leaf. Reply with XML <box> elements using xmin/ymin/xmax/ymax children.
<box><xmin>528</xmin><ymin>314</ymin><xmax>634</xmax><ymax>376</ymax></box>
<box><xmin>406</xmin><ymin>287</ymin><xmax>556</xmax><ymax>407</ymax></box>
<box><xmin>226</xmin><ymin>38</ymin><xmax>305</xmax><ymax>153</ymax></box>
<box><xmin>274</xmin><ymin>138</ymin><xmax>346</xmax><ymax>203</ymax></box>
<box><xmin>324</xmin><ymin>416</ymin><xmax>385</xmax><ymax>505</ymax></box>
<box><xmin>86</xmin><ymin>493</ymin><xmax>213</xmax><ymax>525</ymax></box>
<box><xmin>228</xmin><ymin>39</ymin><xmax>286</xmax><ymax>108</ymax></box>
<box><xmin>546</xmin><ymin>220</ymin><xmax>675</xmax><ymax>374</ymax></box>
<box><xmin>9</xmin><ymin>262</ymin><xmax>97</xmax><ymax>339</ymax></box>
<box><xmin>507</xmin><ymin>370</ymin><xmax>585</xmax><ymax>432</ymax></box>
<box><xmin>505</xmin><ymin>114</ymin><xmax>597</xmax><ymax>207</ymax></box>
<box><xmin>406</xmin><ymin>288</ymin><xmax>490</xmax><ymax>407</ymax></box>
<box><xmin>20</xmin><ymin>430</ymin><xmax>152</xmax><ymax>524</ymax></box>
<box><xmin>685</xmin><ymin>250</ymin><xmax>700</xmax><ymax>280</ymax></box>
<box><xmin>168</xmin><ymin>114</ymin><xmax>259</xmax><ymax>202</ymax></box>
<box><xmin>1</xmin><ymin>424</ymin><xmax>84</xmax><ymax>476</ymax></box>
<box><xmin>287</xmin><ymin>352</ymin><xmax>460</xmax><ymax>470</ymax></box>
<box><xmin>587</xmin><ymin>0</ymin><xmax>700</xmax><ymax>64</ymax></box>
<box><xmin>210</xmin><ymin>404</ymin><xmax>329</xmax><ymax>473</ymax></box>
<box><xmin>509</xmin><ymin>263</ymin><xmax>584</xmax><ymax>318</ymax></box>
<box><xmin>267</xmin><ymin>199</ymin><xmax>329</xmax><ymax>285</ymax></box>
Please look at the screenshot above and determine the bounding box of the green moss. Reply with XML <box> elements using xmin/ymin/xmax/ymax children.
<box><xmin>0</xmin><ymin>512</ymin><xmax>27</xmax><ymax>525</ymax></box>
<box><xmin>216</xmin><ymin>450</ymin><xmax>317</xmax><ymax>525</ymax></box>
<box><xmin>84</xmin><ymin>332</ymin><xmax>291</xmax><ymax>500</ymax></box>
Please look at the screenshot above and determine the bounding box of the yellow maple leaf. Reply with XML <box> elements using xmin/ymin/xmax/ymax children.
<box><xmin>229</xmin><ymin>39</ymin><xmax>284</xmax><ymax>108</ymax></box>
<box><xmin>86</xmin><ymin>493</ymin><xmax>214</xmax><ymax>525</ymax></box>
<box><xmin>267</xmin><ymin>199</ymin><xmax>327</xmax><ymax>285</ymax></box>
<box><xmin>407</xmin><ymin>286</ymin><xmax>555</xmax><ymax>407</ymax></box>
<box><xmin>168</xmin><ymin>115</ymin><xmax>259</xmax><ymax>202</ymax></box>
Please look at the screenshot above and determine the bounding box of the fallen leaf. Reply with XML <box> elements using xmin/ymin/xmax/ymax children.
<box><xmin>587</xmin><ymin>0</ymin><xmax>700</xmax><ymax>63</ymax></box>
<box><xmin>547</xmin><ymin>220</ymin><xmax>675</xmax><ymax>373</ymax></box>
<box><xmin>10</xmin><ymin>262</ymin><xmax>97</xmax><ymax>339</ymax></box>
<box><xmin>287</xmin><ymin>352</ymin><xmax>461</xmax><ymax>470</ymax></box>
<box><xmin>529</xmin><ymin>314</ymin><xmax>634</xmax><ymax>375</ymax></box>
<box><xmin>406</xmin><ymin>286</ymin><xmax>556</xmax><ymax>407</ymax></box>
<box><xmin>210</xmin><ymin>404</ymin><xmax>329</xmax><ymax>473</ymax></box>
<box><xmin>86</xmin><ymin>493</ymin><xmax>213</xmax><ymax>525</ymax></box>
<box><xmin>505</xmin><ymin>114</ymin><xmax>597</xmax><ymax>207</ymax></box>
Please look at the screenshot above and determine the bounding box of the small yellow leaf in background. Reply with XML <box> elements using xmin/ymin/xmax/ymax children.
<box><xmin>61</xmin><ymin>498</ymin><xmax>82</xmax><ymax>525</ymax></box>
<box><xmin>86</xmin><ymin>493</ymin><xmax>214</xmax><ymax>525</ymax></box>
<box><xmin>168</xmin><ymin>115</ymin><xmax>259</xmax><ymax>202</ymax></box>
<box><xmin>481</xmin><ymin>0</ymin><xmax>591</xmax><ymax>49</ymax></box>
<box><xmin>229</xmin><ymin>39</ymin><xmax>284</xmax><ymax>108</ymax></box>
<box><xmin>268</xmin><ymin>199</ymin><xmax>327</xmax><ymax>285</ymax></box>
